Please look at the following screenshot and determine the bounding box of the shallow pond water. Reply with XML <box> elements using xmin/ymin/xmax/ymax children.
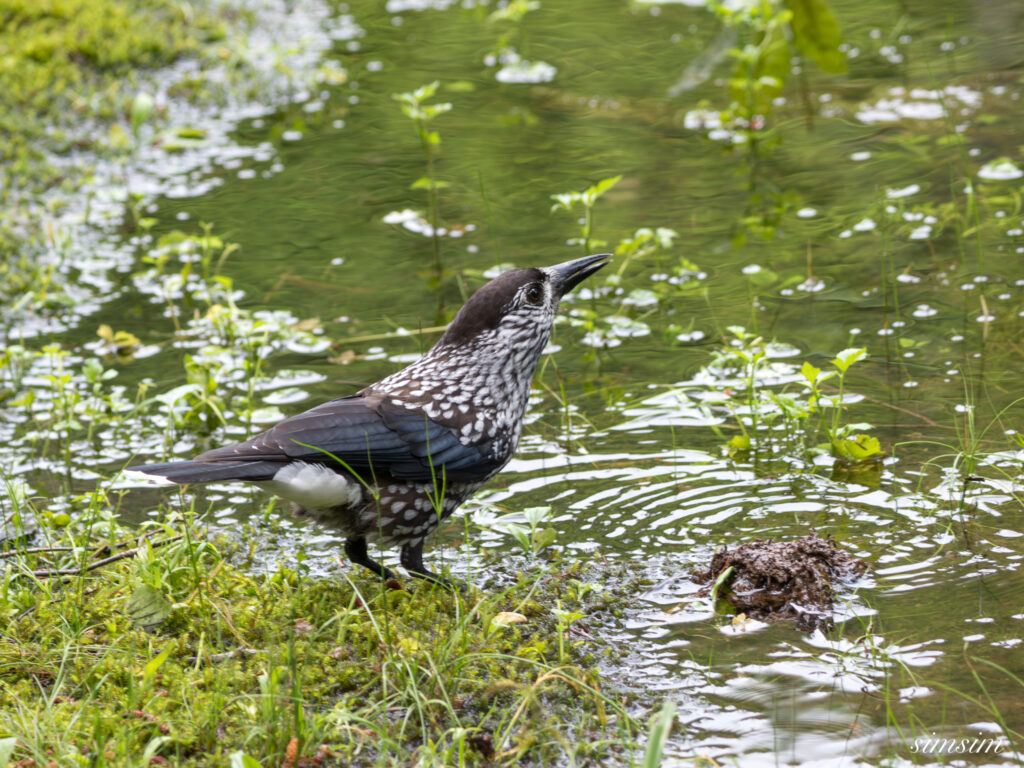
<box><xmin>4</xmin><ymin>0</ymin><xmax>1024</xmax><ymax>764</ymax></box>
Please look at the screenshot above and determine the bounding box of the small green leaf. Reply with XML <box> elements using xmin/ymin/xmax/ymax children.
<box><xmin>522</xmin><ymin>506</ymin><xmax>551</xmax><ymax>526</ymax></box>
<box><xmin>583</xmin><ymin>174</ymin><xmax>622</xmax><ymax>204</ymax></box>
<box><xmin>709</xmin><ymin>565</ymin><xmax>734</xmax><ymax>604</ymax></box>
<box><xmin>410</xmin><ymin>177</ymin><xmax>450</xmax><ymax>191</ymax></box>
<box><xmin>176</xmin><ymin>126</ymin><xmax>207</xmax><ymax>140</ymax></box>
<box><xmin>550</xmin><ymin>191</ymin><xmax>581</xmax><ymax>212</ymax></box>
<box><xmin>142</xmin><ymin>644</ymin><xmax>173</xmax><ymax>689</ymax></box>
<box><xmin>832</xmin><ymin>347</ymin><xmax>867</xmax><ymax>373</ymax></box>
<box><xmin>800</xmin><ymin>361</ymin><xmax>821</xmax><ymax>384</ymax></box>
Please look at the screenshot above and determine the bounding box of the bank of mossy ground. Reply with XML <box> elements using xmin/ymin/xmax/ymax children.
<box><xmin>1</xmin><ymin>512</ymin><xmax>641</xmax><ymax>765</ymax></box>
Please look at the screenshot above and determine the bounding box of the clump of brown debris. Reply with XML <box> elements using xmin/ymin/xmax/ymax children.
<box><xmin>691</xmin><ymin>532</ymin><xmax>867</xmax><ymax>631</ymax></box>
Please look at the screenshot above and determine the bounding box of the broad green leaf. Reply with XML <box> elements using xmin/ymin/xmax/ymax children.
<box><xmin>128</xmin><ymin>584</ymin><xmax>173</xmax><ymax>631</ymax></box>
<box><xmin>784</xmin><ymin>0</ymin><xmax>847</xmax><ymax>74</ymax></box>
<box><xmin>532</xmin><ymin>527</ymin><xmax>557</xmax><ymax>553</ymax></box>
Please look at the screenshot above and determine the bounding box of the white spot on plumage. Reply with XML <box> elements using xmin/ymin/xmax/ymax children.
<box><xmin>124</xmin><ymin>468</ymin><xmax>176</xmax><ymax>487</ymax></box>
<box><xmin>258</xmin><ymin>462</ymin><xmax>361</xmax><ymax>511</ymax></box>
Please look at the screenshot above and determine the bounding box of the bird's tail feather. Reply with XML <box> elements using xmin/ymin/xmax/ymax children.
<box><xmin>129</xmin><ymin>460</ymin><xmax>282</xmax><ymax>485</ymax></box>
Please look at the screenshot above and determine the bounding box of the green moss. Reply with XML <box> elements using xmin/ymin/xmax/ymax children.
<box><xmin>0</xmin><ymin>518</ymin><xmax>640</xmax><ymax>765</ymax></box>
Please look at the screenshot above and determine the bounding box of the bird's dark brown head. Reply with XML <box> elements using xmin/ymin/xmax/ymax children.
<box><xmin>439</xmin><ymin>254</ymin><xmax>610</xmax><ymax>348</ymax></box>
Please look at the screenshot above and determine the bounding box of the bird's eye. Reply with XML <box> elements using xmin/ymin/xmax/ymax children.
<box><xmin>525</xmin><ymin>284</ymin><xmax>543</xmax><ymax>304</ymax></box>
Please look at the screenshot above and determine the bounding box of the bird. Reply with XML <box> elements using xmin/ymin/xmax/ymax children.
<box><xmin>129</xmin><ymin>253</ymin><xmax>609</xmax><ymax>586</ymax></box>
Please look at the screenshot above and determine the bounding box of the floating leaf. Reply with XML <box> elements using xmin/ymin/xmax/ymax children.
<box><xmin>832</xmin><ymin>434</ymin><xmax>885</xmax><ymax>463</ymax></box>
<box><xmin>727</xmin><ymin>434</ymin><xmax>751</xmax><ymax>456</ymax></box>
<box><xmin>978</xmin><ymin>157</ymin><xmax>1023</xmax><ymax>181</ymax></box>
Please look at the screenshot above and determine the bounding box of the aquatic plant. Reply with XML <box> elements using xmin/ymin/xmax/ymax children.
<box><xmin>550</xmin><ymin>174</ymin><xmax>621</xmax><ymax>257</ymax></box>
<box><xmin>676</xmin><ymin>0</ymin><xmax>847</xmax><ymax>237</ymax></box>
<box><xmin>699</xmin><ymin>327</ymin><xmax>885</xmax><ymax>471</ymax></box>
<box><xmin>393</xmin><ymin>81</ymin><xmax>453</xmax><ymax>312</ymax></box>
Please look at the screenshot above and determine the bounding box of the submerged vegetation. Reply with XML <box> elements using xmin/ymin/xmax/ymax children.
<box><xmin>2</xmin><ymin>0</ymin><xmax>1024</xmax><ymax>765</ymax></box>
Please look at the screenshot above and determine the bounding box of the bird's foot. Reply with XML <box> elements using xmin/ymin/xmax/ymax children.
<box><xmin>344</xmin><ymin>537</ymin><xmax>396</xmax><ymax>581</ymax></box>
<box><xmin>400</xmin><ymin>541</ymin><xmax>467</xmax><ymax>594</ymax></box>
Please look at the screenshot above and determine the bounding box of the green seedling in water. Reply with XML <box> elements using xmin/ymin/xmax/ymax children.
<box><xmin>480</xmin><ymin>505</ymin><xmax>557</xmax><ymax>555</ymax></box>
<box><xmin>130</xmin><ymin>91</ymin><xmax>154</xmax><ymax>143</ymax></box>
<box><xmin>552</xmin><ymin>600</ymin><xmax>585</xmax><ymax>663</ymax></box>
<box><xmin>677</xmin><ymin>0</ymin><xmax>845</xmax><ymax>237</ymax></box>
<box><xmin>551</xmin><ymin>175</ymin><xmax>621</xmax><ymax>256</ymax></box>
<box><xmin>710</xmin><ymin>564</ymin><xmax>734</xmax><ymax>607</ymax></box>
<box><xmin>824</xmin><ymin>347</ymin><xmax>885</xmax><ymax>466</ymax></box>
<box><xmin>702</xmin><ymin>330</ymin><xmax>884</xmax><ymax>471</ymax></box>
<box><xmin>485</xmin><ymin>0</ymin><xmax>541</xmax><ymax>67</ymax></box>
<box><xmin>393</xmin><ymin>81</ymin><xmax>452</xmax><ymax>310</ymax></box>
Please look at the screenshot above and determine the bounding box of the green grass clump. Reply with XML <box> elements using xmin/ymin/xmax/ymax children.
<box><xmin>0</xmin><ymin>511</ymin><xmax>638</xmax><ymax>767</ymax></box>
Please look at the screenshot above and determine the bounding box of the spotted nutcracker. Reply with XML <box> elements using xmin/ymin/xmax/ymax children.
<box><xmin>129</xmin><ymin>253</ymin><xmax>609</xmax><ymax>585</ymax></box>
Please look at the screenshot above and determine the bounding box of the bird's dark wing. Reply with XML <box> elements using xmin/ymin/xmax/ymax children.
<box><xmin>194</xmin><ymin>394</ymin><xmax>498</xmax><ymax>483</ymax></box>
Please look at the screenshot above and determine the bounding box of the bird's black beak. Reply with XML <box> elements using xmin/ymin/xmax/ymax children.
<box><xmin>548</xmin><ymin>253</ymin><xmax>611</xmax><ymax>297</ymax></box>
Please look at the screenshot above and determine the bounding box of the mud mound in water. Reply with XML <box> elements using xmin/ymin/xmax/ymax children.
<box><xmin>692</xmin><ymin>533</ymin><xmax>867</xmax><ymax>631</ymax></box>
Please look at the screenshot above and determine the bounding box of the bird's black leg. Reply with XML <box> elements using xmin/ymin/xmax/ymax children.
<box><xmin>400</xmin><ymin>540</ymin><xmax>459</xmax><ymax>591</ymax></box>
<box><xmin>345</xmin><ymin>537</ymin><xmax>395</xmax><ymax>581</ymax></box>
